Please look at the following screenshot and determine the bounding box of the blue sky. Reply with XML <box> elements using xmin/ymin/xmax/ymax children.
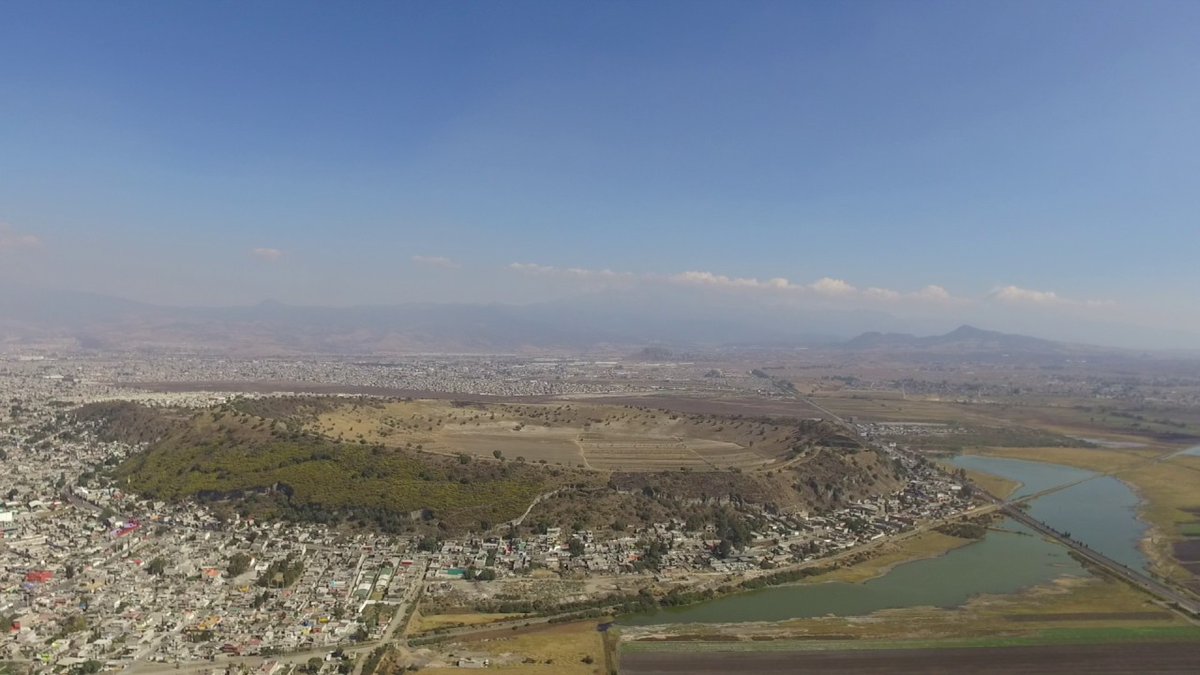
<box><xmin>2</xmin><ymin>1</ymin><xmax>1198</xmax><ymax>344</ymax></box>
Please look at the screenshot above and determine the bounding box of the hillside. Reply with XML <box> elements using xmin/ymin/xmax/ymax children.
<box><xmin>78</xmin><ymin>401</ymin><xmax>575</xmax><ymax>533</ymax></box>
<box><xmin>79</xmin><ymin>397</ymin><xmax>909</xmax><ymax>535</ymax></box>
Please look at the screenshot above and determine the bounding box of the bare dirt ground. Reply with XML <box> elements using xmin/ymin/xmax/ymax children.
<box><xmin>620</xmin><ymin>643</ymin><xmax>1200</xmax><ymax>674</ymax></box>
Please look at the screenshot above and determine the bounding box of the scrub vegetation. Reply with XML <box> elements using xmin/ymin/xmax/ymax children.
<box><xmin>74</xmin><ymin>397</ymin><xmax>902</xmax><ymax>536</ymax></box>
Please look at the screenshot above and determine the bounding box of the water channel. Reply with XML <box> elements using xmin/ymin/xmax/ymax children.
<box><xmin>625</xmin><ymin>453</ymin><xmax>1149</xmax><ymax>624</ymax></box>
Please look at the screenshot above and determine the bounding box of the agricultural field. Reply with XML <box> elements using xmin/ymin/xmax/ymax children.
<box><xmin>441</xmin><ymin>426</ymin><xmax>585</xmax><ymax>466</ymax></box>
<box><xmin>809</xmin><ymin>393</ymin><xmax>1002</xmax><ymax>425</ymax></box>
<box><xmin>621</xmin><ymin>642</ymin><xmax>1200</xmax><ymax>675</ymax></box>
<box><xmin>417</xmin><ymin>620</ymin><xmax>610</xmax><ymax>675</ymax></box>
<box><xmin>304</xmin><ymin>399</ymin><xmax>830</xmax><ymax>473</ymax></box>
<box><xmin>812</xmin><ymin>390</ymin><xmax>1200</xmax><ymax>450</ymax></box>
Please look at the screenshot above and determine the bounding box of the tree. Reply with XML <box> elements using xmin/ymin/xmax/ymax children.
<box><xmin>568</xmin><ymin>538</ymin><xmax>585</xmax><ymax>557</ymax></box>
<box><xmin>63</xmin><ymin>614</ymin><xmax>88</xmax><ymax>634</ymax></box>
<box><xmin>227</xmin><ymin>552</ymin><xmax>252</xmax><ymax>577</ymax></box>
<box><xmin>492</xmin><ymin>450</ymin><xmax>504</xmax><ymax>460</ymax></box>
<box><xmin>146</xmin><ymin>557</ymin><xmax>168</xmax><ymax>576</ymax></box>
<box><xmin>306</xmin><ymin>657</ymin><xmax>323</xmax><ymax>673</ymax></box>
<box><xmin>715</xmin><ymin>539</ymin><xmax>733</xmax><ymax>559</ymax></box>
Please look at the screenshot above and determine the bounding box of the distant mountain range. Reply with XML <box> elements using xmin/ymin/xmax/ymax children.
<box><xmin>0</xmin><ymin>285</ymin><xmax>842</xmax><ymax>354</ymax></box>
<box><xmin>842</xmin><ymin>324</ymin><xmax>1080</xmax><ymax>354</ymax></box>
<box><xmin>0</xmin><ymin>284</ymin><xmax>1152</xmax><ymax>357</ymax></box>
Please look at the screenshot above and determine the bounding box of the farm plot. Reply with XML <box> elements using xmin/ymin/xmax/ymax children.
<box><xmin>305</xmin><ymin>399</ymin><xmax>810</xmax><ymax>473</ymax></box>
<box><xmin>437</xmin><ymin>426</ymin><xmax>584</xmax><ymax>466</ymax></box>
<box><xmin>578</xmin><ymin>433</ymin><xmax>762</xmax><ymax>472</ymax></box>
<box><xmin>579</xmin><ymin>432</ymin><xmax>707</xmax><ymax>471</ymax></box>
<box><xmin>689</xmin><ymin>439</ymin><xmax>775</xmax><ymax>469</ymax></box>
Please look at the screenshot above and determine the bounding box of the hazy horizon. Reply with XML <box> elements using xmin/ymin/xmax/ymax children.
<box><xmin>3</xmin><ymin>1</ymin><xmax>1199</xmax><ymax>350</ymax></box>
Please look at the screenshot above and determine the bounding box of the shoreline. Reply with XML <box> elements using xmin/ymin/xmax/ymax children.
<box><xmin>963</xmin><ymin>447</ymin><xmax>1172</xmax><ymax>582</ymax></box>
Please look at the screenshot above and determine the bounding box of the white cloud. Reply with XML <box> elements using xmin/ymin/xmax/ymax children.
<box><xmin>809</xmin><ymin>277</ymin><xmax>857</xmax><ymax>296</ymax></box>
<box><xmin>989</xmin><ymin>285</ymin><xmax>1107</xmax><ymax>308</ymax></box>
<box><xmin>251</xmin><ymin>247</ymin><xmax>284</xmax><ymax>262</ymax></box>
<box><xmin>669</xmin><ymin>270</ymin><xmax>784</xmax><ymax>289</ymax></box>
<box><xmin>914</xmin><ymin>284</ymin><xmax>952</xmax><ymax>301</ymax></box>
<box><xmin>509</xmin><ymin>262</ymin><xmax>559</xmax><ymax>274</ymax></box>
<box><xmin>0</xmin><ymin>223</ymin><xmax>41</xmax><ymax>252</ymax></box>
<box><xmin>991</xmin><ymin>285</ymin><xmax>1061</xmax><ymax>305</ymax></box>
<box><xmin>510</xmin><ymin>262</ymin><xmax>633</xmax><ymax>281</ymax></box>
<box><xmin>412</xmin><ymin>255</ymin><xmax>460</xmax><ymax>269</ymax></box>
<box><xmin>864</xmin><ymin>287</ymin><xmax>901</xmax><ymax>300</ymax></box>
<box><xmin>509</xmin><ymin>261</ymin><xmax>971</xmax><ymax>306</ymax></box>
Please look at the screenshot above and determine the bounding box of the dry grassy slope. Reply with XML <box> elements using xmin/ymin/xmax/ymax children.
<box><xmin>610</xmin><ymin>446</ymin><xmax>904</xmax><ymax>514</ymax></box>
<box><xmin>301</xmin><ymin>398</ymin><xmax>904</xmax><ymax>513</ymax></box>
<box><xmin>302</xmin><ymin>398</ymin><xmax>859</xmax><ymax>466</ymax></box>
<box><xmin>84</xmin><ymin>401</ymin><xmax>600</xmax><ymax>534</ymax></box>
<box><xmin>294</xmin><ymin>397</ymin><xmax>908</xmax><ymax>515</ymax></box>
<box><xmin>85</xmin><ymin>397</ymin><xmax>909</xmax><ymax>534</ymax></box>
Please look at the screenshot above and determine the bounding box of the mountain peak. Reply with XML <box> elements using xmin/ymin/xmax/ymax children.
<box><xmin>945</xmin><ymin>324</ymin><xmax>992</xmax><ymax>337</ymax></box>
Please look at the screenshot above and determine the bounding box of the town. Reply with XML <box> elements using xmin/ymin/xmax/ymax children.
<box><xmin>0</xmin><ymin>355</ymin><xmax>984</xmax><ymax>671</ymax></box>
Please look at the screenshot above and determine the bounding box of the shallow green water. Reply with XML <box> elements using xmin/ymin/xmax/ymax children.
<box><xmin>625</xmin><ymin>453</ymin><xmax>1151</xmax><ymax>625</ymax></box>
<box><xmin>952</xmin><ymin>454</ymin><xmax>1094</xmax><ymax>498</ymax></box>
<box><xmin>1173</xmin><ymin>445</ymin><xmax>1200</xmax><ymax>458</ymax></box>
<box><xmin>623</xmin><ymin>519</ymin><xmax>1085</xmax><ymax>625</ymax></box>
<box><xmin>951</xmin><ymin>454</ymin><xmax>1150</xmax><ymax>572</ymax></box>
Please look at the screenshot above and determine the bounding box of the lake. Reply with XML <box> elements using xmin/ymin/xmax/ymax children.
<box><xmin>951</xmin><ymin>454</ymin><xmax>1149</xmax><ymax>572</ymax></box>
<box><xmin>623</xmin><ymin>518</ymin><xmax>1083</xmax><ymax>624</ymax></box>
<box><xmin>625</xmin><ymin>452</ymin><xmax>1148</xmax><ymax>624</ymax></box>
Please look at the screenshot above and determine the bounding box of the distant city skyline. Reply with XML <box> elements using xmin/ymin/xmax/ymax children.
<box><xmin>2</xmin><ymin>1</ymin><xmax>1198</xmax><ymax>346</ymax></box>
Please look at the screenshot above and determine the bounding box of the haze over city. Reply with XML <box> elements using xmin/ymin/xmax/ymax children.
<box><xmin>3</xmin><ymin>1</ymin><xmax>1199</xmax><ymax>349</ymax></box>
<box><xmin>6</xmin><ymin>4</ymin><xmax>1200</xmax><ymax>675</ymax></box>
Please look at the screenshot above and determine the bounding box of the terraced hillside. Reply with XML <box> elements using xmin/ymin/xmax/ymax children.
<box><xmin>298</xmin><ymin>399</ymin><xmax>853</xmax><ymax>472</ymax></box>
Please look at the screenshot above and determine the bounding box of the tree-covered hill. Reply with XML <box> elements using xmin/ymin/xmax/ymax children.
<box><xmin>77</xmin><ymin>402</ymin><xmax>585</xmax><ymax>533</ymax></box>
